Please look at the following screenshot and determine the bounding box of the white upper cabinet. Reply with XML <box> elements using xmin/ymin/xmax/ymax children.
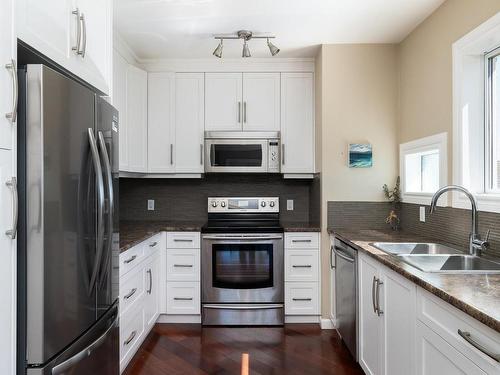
<box><xmin>242</xmin><ymin>73</ymin><xmax>280</xmax><ymax>131</ymax></box>
<box><xmin>1</xmin><ymin>0</ymin><xmax>15</xmax><ymax>150</ymax></box>
<box><xmin>113</xmin><ymin>50</ymin><xmax>128</xmax><ymax>171</ymax></box>
<box><xmin>205</xmin><ymin>73</ymin><xmax>242</xmax><ymax>131</ymax></box>
<box><xmin>280</xmin><ymin>73</ymin><xmax>314</xmax><ymax>174</ymax></box>
<box><xmin>16</xmin><ymin>0</ymin><xmax>112</xmax><ymax>94</ymax></box>
<box><xmin>148</xmin><ymin>72</ymin><xmax>175</xmax><ymax>173</ymax></box>
<box><xmin>175</xmin><ymin>73</ymin><xmax>205</xmax><ymax>173</ymax></box>
<box><xmin>125</xmin><ymin>65</ymin><xmax>148</xmax><ymax>173</ymax></box>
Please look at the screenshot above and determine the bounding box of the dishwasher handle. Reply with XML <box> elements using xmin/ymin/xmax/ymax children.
<box><xmin>333</xmin><ymin>245</ymin><xmax>355</xmax><ymax>263</ymax></box>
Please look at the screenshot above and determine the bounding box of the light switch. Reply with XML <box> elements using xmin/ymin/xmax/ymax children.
<box><xmin>419</xmin><ymin>206</ymin><xmax>426</xmax><ymax>222</ymax></box>
<box><xmin>287</xmin><ymin>200</ymin><xmax>294</xmax><ymax>211</ymax></box>
<box><xmin>148</xmin><ymin>199</ymin><xmax>155</xmax><ymax>211</ymax></box>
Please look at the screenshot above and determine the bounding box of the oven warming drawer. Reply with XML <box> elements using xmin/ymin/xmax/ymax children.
<box><xmin>202</xmin><ymin>304</ymin><xmax>284</xmax><ymax>326</ymax></box>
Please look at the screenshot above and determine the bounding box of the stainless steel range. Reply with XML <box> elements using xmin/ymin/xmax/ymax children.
<box><xmin>202</xmin><ymin>197</ymin><xmax>284</xmax><ymax>326</ymax></box>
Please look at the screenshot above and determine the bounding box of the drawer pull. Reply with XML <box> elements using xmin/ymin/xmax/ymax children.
<box><xmin>174</xmin><ymin>239</ymin><xmax>193</xmax><ymax>242</ymax></box>
<box><xmin>292</xmin><ymin>239</ymin><xmax>312</xmax><ymax>243</ymax></box>
<box><xmin>292</xmin><ymin>298</ymin><xmax>312</xmax><ymax>301</ymax></box>
<box><xmin>292</xmin><ymin>265</ymin><xmax>312</xmax><ymax>268</ymax></box>
<box><xmin>174</xmin><ymin>264</ymin><xmax>193</xmax><ymax>268</ymax></box>
<box><xmin>458</xmin><ymin>329</ymin><xmax>500</xmax><ymax>362</ymax></box>
<box><xmin>149</xmin><ymin>241</ymin><xmax>158</xmax><ymax>247</ymax></box>
<box><xmin>124</xmin><ymin>255</ymin><xmax>137</xmax><ymax>264</ymax></box>
<box><xmin>174</xmin><ymin>297</ymin><xmax>193</xmax><ymax>301</ymax></box>
<box><xmin>372</xmin><ymin>276</ymin><xmax>377</xmax><ymax>314</ymax></box>
<box><xmin>123</xmin><ymin>330</ymin><xmax>137</xmax><ymax>346</ymax></box>
<box><xmin>124</xmin><ymin>288</ymin><xmax>137</xmax><ymax>300</ymax></box>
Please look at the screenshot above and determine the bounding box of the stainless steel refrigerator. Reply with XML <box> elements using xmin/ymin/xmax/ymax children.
<box><xmin>17</xmin><ymin>64</ymin><xmax>119</xmax><ymax>375</ymax></box>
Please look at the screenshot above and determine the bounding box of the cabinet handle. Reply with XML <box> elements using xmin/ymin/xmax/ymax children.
<box><xmin>292</xmin><ymin>298</ymin><xmax>312</xmax><ymax>301</ymax></box>
<box><xmin>79</xmin><ymin>13</ymin><xmax>87</xmax><ymax>57</ymax></box>
<box><xmin>376</xmin><ymin>279</ymin><xmax>383</xmax><ymax>316</ymax></box>
<box><xmin>71</xmin><ymin>8</ymin><xmax>81</xmax><ymax>55</ymax></box>
<box><xmin>147</xmin><ymin>269</ymin><xmax>152</xmax><ymax>294</ymax></box>
<box><xmin>124</xmin><ymin>255</ymin><xmax>137</xmax><ymax>264</ymax></box>
<box><xmin>170</xmin><ymin>144</ymin><xmax>173</xmax><ymax>165</ymax></box>
<box><xmin>5</xmin><ymin>60</ymin><xmax>17</xmax><ymax>123</ymax></box>
<box><xmin>5</xmin><ymin>177</ymin><xmax>18</xmax><ymax>239</ymax></box>
<box><xmin>124</xmin><ymin>288</ymin><xmax>137</xmax><ymax>300</ymax></box>
<box><xmin>149</xmin><ymin>241</ymin><xmax>158</xmax><ymax>247</ymax></box>
<box><xmin>174</xmin><ymin>238</ymin><xmax>193</xmax><ymax>242</ymax></box>
<box><xmin>174</xmin><ymin>297</ymin><xmax>193</xmax><ymax>301</ymax></box>
<box><xmin>372</xmin><ymin>276</ymin><xmax>377</xmax><ymax>314</ymax></box>
<box><xmin>282</xmin><ymin>144</ymin><xmax>285</xmax><ymax>165</ymax></box>
<box><xmin>200</xmin><ymin>144</ymin><xmax>203</xmax><ymax>165</ymax></box>
<box><xmin>238</xmin><ymin>101</ymin><xmax>241</xmax><ymax>123</ymax></box>
<box><xmin>458</xmin><ymin>329</ymin><xmax>500</xmax><ymax>362</ymax></box>
<box><xmin>292</xmin><ymin>239</ymin><xmax>311</xmax><ymax>243</ymax></box>
<box><xmin>292</xmin><ymin>265</ymin><xmax>312</xmax><ymax>268</ymax></box>
<box><xmin>330</xmin><ymin>245</ymin><xmax>335</xmax><ymax>269</ymax></box>
<box><xmin>243</xmin><ymin>101</ymin><xmax>247</xmax><ymax>123</ymax></box>
<box><xmin>174</xmin><ymin>264</ymin><xmax>193</xmax><ymax>268</ymax></box>
<box><xmin>124</xmin><ymin>330</ymin><xmax>137</xmax><ymax>346</ymax></box>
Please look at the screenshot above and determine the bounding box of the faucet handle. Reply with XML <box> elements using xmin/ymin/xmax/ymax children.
<box><xmin>484</xmin><ymin>229</ymin><xmax>491</xmax><ymax>243</ymax></box>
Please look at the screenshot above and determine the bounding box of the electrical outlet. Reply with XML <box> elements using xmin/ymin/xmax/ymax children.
<box><xmin>287</xmin><ymin>200</ymin><xmax>294</xmax><ymax>211</ymax></box>
<box><xmin>419</xmin><ymin>206</ymin><xmax>426</xmax><ymax>222</ymax></box>
<box><xmin>147</xmin><ymin>199</ymin><xmax>155</xmax><ymax>211</ymax></box>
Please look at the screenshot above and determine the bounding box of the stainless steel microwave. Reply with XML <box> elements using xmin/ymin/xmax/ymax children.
<box><xmin>204</xmin><ymin>131</ymin><xmax>281</xmax><ymax>173</ymax></box>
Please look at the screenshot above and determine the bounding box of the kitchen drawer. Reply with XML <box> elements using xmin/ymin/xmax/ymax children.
<box><xmin>119</xmin><ymin>267</ymin><xmax>145</xmax><ymax>316</ymax></box>
<box><xmin>166</xmin><ymin>282</ymin><xmax>200</xmax><ymax>315</ymax></box>
<box><xmin>166</xmin><ymin>249</ymin><xmax>200</xmax><ymax>282</ymax></box>
<box><xmin>285</xmin><ymin>249</ymin><xmax>319</xmax><ymax>282</ymax></box>
<box><xmin>119</xmin><ymin>306</ymin><xmax>144</xmax><ymax>369</ymax></box>
<box><xmin>145</xmin><ymin>233</ymin><xmax>162</xmax><ymax>253</ymax></box>
<box><xmin>119</xmin><ymin>243</ymin><xmax>145</xmax><ymax>276</ymax></box>
<box><xmin>285</xmin><ymin>233</ymin><xmax>319</xmax><ymax>249</ymax></box>
<box><xmin>417</xmin><ymin>288</ymin><xmax>500</xmax><ymax>373</ymax></box>
<box><xmin>285</xmin><ymin>282</ymin><xmax>319</xmax><ymax>315</ymax></box>
<box><xmin>167</xmin><ymin>232</ymin><xmax>200</xmax><ymax>249</ymax></box>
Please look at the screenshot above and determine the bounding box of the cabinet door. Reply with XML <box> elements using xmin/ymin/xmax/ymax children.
<box><xmin>0</xmin><ymin>0</ymin><xmax>15</xmax><ymax>150</ymax></box>
<box><xmin>16</xmin><ymin>0</ymin><xmax>71</xmax><ymax>71</ymax></box>
<box><xmin>126</xmin><ymin>65</ymin><xmax>148</xmax><ymax>172</ymax></box>
<box><xmin>280</xmin><ymin>73</ymin><xmax>314</xmax><ymax>173</ymax></box>
<box><xmin>175</xmin><ymin>73</ymin><xmax>204</xmax><ymax>173</ymax></box>
<box><xmin>380</xmin><ymin>268</ymin><xmax>416</xmax><ymax>375</ymax></box>
<box><xmin>242</xmin><ymin>73</ymin><xmax>280</xmax><ymax>131</ymax></box>
<box><xmin>416</xmin><ymin>321</ymin><xmax>487</xmax><ymax>375</ymax></box>
<box><xmin>72</xmin><ymin>0</ymin><xmax>112</xmax><ymax>94</ymax></box>
<box><xmin>113</xmin><ymin>50</ymin><xmax>128</xmax><ymax>171</ymax></box>
<box><xmin>205</xmin><ymin>73</ymin><xmax>242</xmax><ymax>131</ymax></box>
<box><xmin>358</xmin><ymin>254</ymin><xmax>381</xmax><ymax>375</ymax></box>
<box><xmin>0</xmin><ymin>149</ymin><xmax>15</xmax><ymax>375</ymax></box>
<box><xmin>148</xmin><ymin>72</ymin><xmax>175</xmax><ymax>173</ymax></box>
<box><xmin>144</xmin><ymin>254</ymin><xmax>160</xmax><ymax>330</ymax></box>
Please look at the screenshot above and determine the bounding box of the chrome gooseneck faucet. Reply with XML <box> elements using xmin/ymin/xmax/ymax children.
<box><xmin>429</xmin><ymin>185</ymin><xmax>490</xmax><ymax>256</ymax></box>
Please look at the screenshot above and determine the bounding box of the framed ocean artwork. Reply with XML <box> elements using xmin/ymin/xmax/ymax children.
<box><xmin>348</xmin><ymin>143</ymin><xmax>373</xmax><ymax>168</ymax></box>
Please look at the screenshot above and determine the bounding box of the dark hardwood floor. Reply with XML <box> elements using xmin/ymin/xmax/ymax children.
<box><xmin>123</xmin><ymin>324</ymin><xmax>364</xmax><ymax>375</ymax></box>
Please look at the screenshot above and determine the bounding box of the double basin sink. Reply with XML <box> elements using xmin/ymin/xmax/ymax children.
<box><xmin>371</xmin><ymin>242</ymin><xmax>500</xmax><ymax>274</ymax></box>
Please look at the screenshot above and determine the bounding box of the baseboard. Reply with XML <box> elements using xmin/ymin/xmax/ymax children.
<box><xmin>285</xmin><ymin>315</ymin><xmax>320</xmax><ymax>324</ymax></box>
<box><xmin>156</xmin><ymin>314</ymin><xmax>201</xmax><ymax>323</ymax></box>
<box><xmin>320</xmin><ymin>318</ymin><xmax>335</xmax><ymax>330</ymax></box>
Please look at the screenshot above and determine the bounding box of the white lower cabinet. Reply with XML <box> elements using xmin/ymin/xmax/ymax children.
<box><xmin>144</xmin><ymin>251</ymin><xmax>160</xmax><ymax>330</ymax></box>
<box><xmin>166</xmin><ymin>282</ymin><xmax>201</xmax><ymax>315</ymax></box>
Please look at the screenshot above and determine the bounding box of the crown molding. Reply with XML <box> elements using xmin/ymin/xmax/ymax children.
<box><xmin>113</xmin><ymin>31</ymin><xmax>141</xmax><ymax>65</ymax></box>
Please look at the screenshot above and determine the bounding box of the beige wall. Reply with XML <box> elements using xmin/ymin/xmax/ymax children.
<box><xmin>398</xmin><ymin>0</ymin><xmax>500</xmax><ymax>183</ymax></box>
<box><xmin>318</xmin><ymin>44</ymin><xmax>399</xmax><ymax>318</ymax></box>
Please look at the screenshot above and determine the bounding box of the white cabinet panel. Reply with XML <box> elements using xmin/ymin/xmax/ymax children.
<box><xmin>175</xmin><ymin>73</ymin><xmax>204</xmax><ymax>173</ymax></box>
<box><xmin>166</xmin><ymin>232</ymin><xmax>200</xmax><ymax>248</ymax></box>
<box><xmin>113</xmin><ymin>50</ymin><xmax>128</xmax><ymax>171</ymax></box>
<box><xmin>144</xmin><ymin>253</ymin><xmax>160</xmax><ymax>330</ymax></box>
<box><xmin>120</xmin><ymin>266</ymin><xmax>145</xmax><ymax>316</ymax></box>
<box><xmin>148</xmin><ymin>72</ymin><xmax>175</xmax><ymax>173</ymax></box>
<box><xmin>166</xmin><ymin>282</ymin><xmax>201</xmax><ymax>315</ymax></box>
<box><xmin>205</xmin><ymin>73</ymin><xmax>242</xmax><ymax>131</ymax></box>
<box><xmin>242</xmin><ymin>73</ymin><xmax>280</xmax><ymax>131</ymax></box>
<box><xmin>285</xmin><ymin>282</ymin><xmax>319</xmax><ymax>315</ymax></box>
<box><xmin>285</xmin><ymin>232</ymin><xmax>319</xmax><ymax>249</ymax></box>
<box><xmin>285</xmin><ymin>250</ymin><xmax>319</xmax><ymax>282</ymax></box>
<box><xmin>126</xmin><ymin>65</ymin><xmax>148</xmax><ymax>172</ymax></box>
<box><xmin>416</xmin><ymin>321</ymin><xmax>486</xmax><ymax>375</ymax></box>
<box><xmin>120</xmin><ymin>306</ymin><xmax>145</xmax><ymax>372</ymax></box>
<box><xmin>166</xmin><ymin>249</ymin><xmax>200</xmax><ymax>282</ymax></box>
<box><xmin>1</xmin><ymin>0</ymin><xmax>15</xmax><ymax>150</ymax></box>
<box><xmin>281</xmin><ymin>73</ymin><xmax>314</xmax><ymax>173</ymax></box>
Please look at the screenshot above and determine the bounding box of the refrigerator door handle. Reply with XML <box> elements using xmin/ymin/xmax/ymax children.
<box><xmin>97</xmin><ymin>131</ymin><xmax>114</xmax><ymax>285</ymax></box>
<box><xmin>88</xmin><ymin>128</ymin><xmax>105</xmax><ymax>292</ymax></box>
<box><xmin>51</xmin><ymin>313</ymin><xmax>118</xmax><ymax>375</ymax></box>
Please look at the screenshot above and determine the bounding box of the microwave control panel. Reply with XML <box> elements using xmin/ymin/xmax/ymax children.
<box><xmin>268</xmin><ymin>140</ymin><xmax>280</xmax><ymax>173</ymax></box>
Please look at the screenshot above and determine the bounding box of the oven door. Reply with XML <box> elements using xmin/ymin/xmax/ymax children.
<box><xmin>202</xmin><ymin>234</ymin><xmax>284</xmax><ymax>303</ymax></box>
<box><xmin>204</xmin><ymin>139</ymin><xmax>268</xmax><ymax>173</ymax></box>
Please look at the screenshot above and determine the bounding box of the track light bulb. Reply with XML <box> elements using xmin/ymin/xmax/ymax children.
<box><xmin>267</xmin><ymin>38</ymin><xmax>280</xmax><ymax>56</ymax></box>
<box><xmin>213</xmin><ymin>39</ymin><xmax>223</xmax><ymax>58</ymax></box>
<box><xmin>242</xmin><ymin>40</ymin><xmax>251</xmax><ymax>58</ymax></box>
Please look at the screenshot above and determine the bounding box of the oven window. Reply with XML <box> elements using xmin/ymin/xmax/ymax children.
<box><xmin>211</xmin><ymin>144</ymin><xmax>263</xmax><ymax>167</ymax></box>
<box><xmin>212</xmin><ymin>244</ymin><xmax>273</xmax><ymax>289</ymax></box>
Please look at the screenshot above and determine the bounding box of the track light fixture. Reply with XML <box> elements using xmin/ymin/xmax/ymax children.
<box><xmin>212</xmin><ymin>30</ymin><xmax>279</xmax><ymax>58</ymax></box>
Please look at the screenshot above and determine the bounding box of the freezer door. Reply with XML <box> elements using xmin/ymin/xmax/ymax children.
<box><xmin>95</xmin><ymin>97</ymin><xmax>119</xmax><ymax>318</ymax></box>
<box><xmin>25</xmin><ymin>65</ymin><xmax>100</xmax><ymax>364</ymax></box>
<box><xmin>28</xmin><ymin>301</ymin><xmax>119</xmax><ymax>375</ymax></box>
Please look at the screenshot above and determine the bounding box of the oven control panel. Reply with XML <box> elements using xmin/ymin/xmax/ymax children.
<box><xmin>208</xmin><ymin>197</ymin><xmax>279</xmax><ymax>213</ymax></box>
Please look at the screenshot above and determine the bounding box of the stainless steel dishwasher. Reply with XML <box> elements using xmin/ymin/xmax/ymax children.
<box><xmin>332</xmin><ymin>238</ymin><xmax>358</xmax><ymax>360</ymax></box>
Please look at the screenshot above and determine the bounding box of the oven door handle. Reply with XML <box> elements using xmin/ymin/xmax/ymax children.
<box><xmin>203</xmin><ymin>304</ymin><xmax>284</xmax><ymax>310</ymax></box>
<box><xmin>202</xmin><ymin>235</ymin><xmax>283</xmax><ymax>241</ymax></box>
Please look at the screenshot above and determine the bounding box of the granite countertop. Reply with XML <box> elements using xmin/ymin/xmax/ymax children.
<box><xmin>281</xmin><ymin>222</ymin><xmax>321</xmax><ymax>232</ymax></box>
<box><xmin>328</xmin><ymin>228</ymin><xmax>500</xmax><ymax>333</ymax></box>
<box><xmin>120</xmin><ymin>220</ymin><xmax>205</xmax><ymax>252</ymax></box>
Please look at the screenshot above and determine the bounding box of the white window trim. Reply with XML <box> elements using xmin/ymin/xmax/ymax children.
<box><xmin>400</xmin><ymin>132</ymin><xmax>447</xmax><ymax>205</ymax></box>
<box><xmin>453</xmin><ymin>11</ymin><xmax>500</xmax><ymax>213</ymax></box>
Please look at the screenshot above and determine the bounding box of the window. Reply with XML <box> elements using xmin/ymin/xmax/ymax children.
<box><xmin>485</xmin><ymin>47</ymin><xmax>500</xmax><ymax>193</ymax></box>
<box><xmin>400</xmin><ymin>133</ymin><xmax>447</xmax><ymax>204</ymax></box>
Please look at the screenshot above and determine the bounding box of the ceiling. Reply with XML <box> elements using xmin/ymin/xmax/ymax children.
<box><xmin>114</xmin><ymin>0</ymin><xmax>445</xmax><ymax>61</ymax></box>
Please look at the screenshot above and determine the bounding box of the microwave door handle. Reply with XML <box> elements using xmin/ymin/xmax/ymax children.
<box><xmin>202</xmin><ymin>235</ymin><xmax>283</xmax><ymax>241</ymax></box>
